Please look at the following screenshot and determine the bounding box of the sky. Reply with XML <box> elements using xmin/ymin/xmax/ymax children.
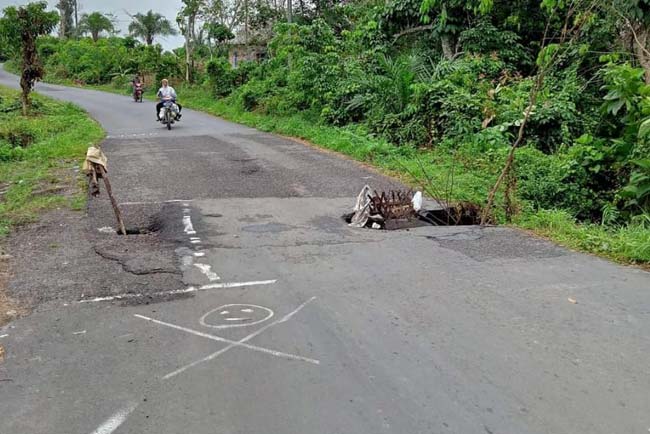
<box><xmin>0</xmin><ymin>0</ymin><xmax>186</xmax><ymax>50</ymax></box>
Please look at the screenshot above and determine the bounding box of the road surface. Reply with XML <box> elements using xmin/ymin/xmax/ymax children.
<box><xmin>0</xmin><ymin>69</ymin><xmax>649</xmax><ymax>434</ymax></box>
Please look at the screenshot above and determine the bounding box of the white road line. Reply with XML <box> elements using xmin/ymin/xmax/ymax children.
<box><xmin>198</xmin><ymin>280</ymin><xmax>277</xmax><ymax>290</ymax></box>
<box><xmin>118</xmin><ymin>199</ymin><xmax>193</xmax><ymax>206</ymax></box>
<box><xmin>193</xmin><ymin>252</ymin><xmax>205</xmax><ymax>257</ymax></box>
<box><xmin>0</xmin><ymin>334</ymin><xmax>8</xmax><ymax>338</ymax></box>
<box><xmin>161</xmin><ymin>296</ymin><xmax>318</xmax><ymax>379</ymax></box>
<box><xmin>193</xmin><ymin>263</ymin><xmax>220</xmax><ymax>281</ymax></box>
<box><xmin>89</xmin><ymin>403</ymin><xmax>138</xmax><ymax>434</ymax></box>
<box><xmin>74</xmin><ymin>280</ymin><xmax>277</xmax><ymax>304</ymax></box>
<box><xmin>182</xmin><ymin>215</ymin><xmax>196</xmax><ymax>235</ymax></box>
<box><xmin>135</xmin><ymin>311</ymin><xmax>319</xmax><ymax>373</ymax></box>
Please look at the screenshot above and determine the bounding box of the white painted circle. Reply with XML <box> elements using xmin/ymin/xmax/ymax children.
<box><xmin>200</xmin><ymin>304</ymin><xmax>274</xmax><ymax>329</ymax></box>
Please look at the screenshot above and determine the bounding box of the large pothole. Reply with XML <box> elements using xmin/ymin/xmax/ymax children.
<box><xmin>343</xmin><ymin>187</ymin><xmax>482</xmax><ymax>230</ymax></box>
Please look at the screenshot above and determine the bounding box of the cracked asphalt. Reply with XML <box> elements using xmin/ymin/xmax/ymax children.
<box><xmin>1</xmin><ymin>69</ymin><xmax>649</xmax><ymax>434</ymax></box>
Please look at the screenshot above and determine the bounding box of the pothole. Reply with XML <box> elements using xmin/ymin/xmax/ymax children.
<box><xmin>343</xmin><ymin>187</ymin><xmax>482</xmax><ymax>230</ymax></box>
<box><xmin>117</xmin><ymin>217</ymin><xmax>163</xmax><ymax>236</ymax></box>
<box><xmin>99</xmin><ymin>213</ymin><xmax>165</xmax><ymax>236</ymax></box>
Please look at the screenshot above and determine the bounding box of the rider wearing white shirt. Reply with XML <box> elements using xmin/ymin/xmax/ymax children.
<box><xmin>156</xmin><ymin>79</ymin><xmax>182</xmax><ymax>120</ymax></box>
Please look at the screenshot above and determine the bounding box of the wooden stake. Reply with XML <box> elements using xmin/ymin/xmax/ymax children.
<box><xmin>96</xmin><ymin>164</ymin><xmax>126</xmax><ymax>235</ymax></box>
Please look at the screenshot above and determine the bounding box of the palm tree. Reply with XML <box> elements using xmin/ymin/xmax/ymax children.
<box><xmin>79</xmin><ymin>12</ymin><xmax>115</xmax><ymax>42</ymax></box>
<box><xmin>128</xmin><ymin>10</ymin><xmax>177</xmax><ymax>46</ymax></box>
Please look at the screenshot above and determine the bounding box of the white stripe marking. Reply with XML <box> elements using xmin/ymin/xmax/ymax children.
<box><xmin>198</xmin><ymin>280</ymin><xmax>277</xmax><ymax>290</ymax></box>
<box><xmin>182</xmin><ymin>216</ymin><xmax>196</xmax><ymax>235</ymax></box>
<box><xmin>194</xmin><ymin>263</ymin><xmax>220</xmax><ymax>281</ymax></box>
<box><xmin>89</xmin><ymin>403</ymin><xmax>138</xmax><ymax>434</ymax></box>
<box><xmin>135</xmin><ymin>310</ymin><xmax>319</xmax><ymax>373</ymax></box>
<box><xmin>0</xmin><ymin>334</ymin><xmax>8</xmax><ymax>338</ymax></box>
<box><xmin>74</xmin><ymin>280</ymin><xmax>277</xmax><ymax>304</ymax></box>
<box><xmin>194</xmin><ymin>252</ymin><xmax>205</xmax><ymax>257</ymax></box>
<box><xmin>118</xmin><ymin>199</ymin><xmax>193</xmax><ymax>206</ymax></box>
<box><xmin>161</xmin><ymin>297</ymin><xmax>318</xmax><ymax>379</ymax></box>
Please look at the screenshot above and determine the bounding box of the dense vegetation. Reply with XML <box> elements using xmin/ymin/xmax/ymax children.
<box><xmin>1</xmin><ymin>0</ymin><xmax>649</xmax><ymax>262</ymax></box>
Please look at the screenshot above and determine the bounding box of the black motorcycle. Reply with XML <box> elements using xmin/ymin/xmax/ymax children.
<box><xmin>159</xmin><ymin>101</ymin><xmax>179</xmax><ymax>130</ymax></box>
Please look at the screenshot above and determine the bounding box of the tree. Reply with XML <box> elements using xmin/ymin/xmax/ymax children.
<box><xmin>614</xmin><ymin>0</ymin><xmax>650</xmax><ymax>83</ymax></box>
<box><xmin>419</xmin><ymin>0</ymin><xmax>493</xmax><ymax>59</ymax></box>
<box><xmin>79</xmin><ymin>12</ymin><xmax>115</xmax><ymax>42</ymax></box>
<box><xmin>128</xmin><ymin>10</ymin><xmax>177</xmax><ymax>46</ymax></box>
<box><xmin>56</xmin><ymin>0</ymin><xmax>74</xmax><ymax>38</ymax></box>
<box><xmin>0</xmin><ymin>2</ymin><xmax>59</xmax><ymax>115</ymax></box>
<box><xmin>178</xmin><ymin>1</ymin><xmax>206</xmax><ymax>83</ymax></box>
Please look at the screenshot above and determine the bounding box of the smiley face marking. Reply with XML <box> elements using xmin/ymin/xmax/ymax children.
<box><xmin>200</xmin><ymin>304</ymin><xmax>274</xmax><ymax>329</ymax></box>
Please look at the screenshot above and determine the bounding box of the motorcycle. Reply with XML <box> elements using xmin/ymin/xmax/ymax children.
<box><xmin>159</xmin><ymin>100</ymin><xmax>180</xmax><ymax>130</ymax></box>
<box><xmin>133</xmin><ymin>82</ymin><xmax>143</xmax><ymax>103</ymax></box>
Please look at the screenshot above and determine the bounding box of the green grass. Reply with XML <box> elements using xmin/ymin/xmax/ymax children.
<box><xmin>24</xmin><ymin>77</ymin><xmax>650</xmax><ymax>265</ymax></box>
<box><xmin>0</xmin><ymin>86</ymin><xmax>104</xmax><ymax>235</ymax></box>
<box><xmin>518</xmin><ymin>210</ymin><xmax>650</xmax><ymax>264</ymax></box>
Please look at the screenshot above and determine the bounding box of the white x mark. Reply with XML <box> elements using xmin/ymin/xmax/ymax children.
<box><xmin>135</xmin><ymin>297</ymin><xmax>319</xmax><ymax>380</ymax></box>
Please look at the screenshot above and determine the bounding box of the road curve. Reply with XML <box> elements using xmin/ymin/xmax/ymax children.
<box><xmin>0</xmin><ymin>68</ymin><xmax>649</xmax><ymax>434</ymax></box>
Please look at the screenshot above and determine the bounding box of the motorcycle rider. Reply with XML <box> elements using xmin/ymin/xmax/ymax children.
<box><xmin>155</xmin><ymin>79</ymin><xmax>182</xmax><ymax>121</ymax></box>
<box><xmin>132</xmin><ymin>75</ymin><xmax>143</xmax><ymax>100</ymax></box>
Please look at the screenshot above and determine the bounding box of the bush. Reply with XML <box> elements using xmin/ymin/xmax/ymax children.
<box><xmin>206</xmin><ymin>58</ymin><xmax>235</xmax><ymax>97</ymax></box>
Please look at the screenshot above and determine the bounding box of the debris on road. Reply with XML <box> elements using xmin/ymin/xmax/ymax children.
<box><xmin>568</xmin><ymin>297</ymin><xmax>578</xmax><ymax>304</ymax></box>
<box><xmin>345</xmin><ymin>186</ymin><xmax>481</xmax><ymax>229</ymax></box>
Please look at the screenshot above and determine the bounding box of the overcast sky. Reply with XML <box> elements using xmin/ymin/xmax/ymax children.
<box><xmin>0</xmin><ymin>0</ymin><xmax>186</xmax><ymax>50</ymax></box>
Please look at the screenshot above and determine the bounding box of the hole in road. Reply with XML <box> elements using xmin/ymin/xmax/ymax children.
<box><xmin>117</xmin><ymin>215</ymin><xmax>164</xmax><ymax>236</ymax></box>
<box><xmin>343</xmin><ymin>189</ymin><xmax>482</xmax><ymax>230</ymax></box>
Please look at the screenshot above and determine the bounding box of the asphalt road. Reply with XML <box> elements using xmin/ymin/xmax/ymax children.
<box><xmin>0</xmin><ymin>70</ymin><xmax>649</xmax><ymax>434</ymax></box>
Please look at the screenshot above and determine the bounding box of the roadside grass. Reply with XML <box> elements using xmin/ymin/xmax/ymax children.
<box><xmin>0</xmin><ymin>85</ymin><xmax>104</xmax><ymax>236</ymax></box>
<box><xmin>26</xmin><ymin>77</ymin><xmax>649</xmax><ymax>265</ymax></box>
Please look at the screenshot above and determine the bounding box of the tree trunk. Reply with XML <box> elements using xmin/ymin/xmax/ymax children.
<box><xmin>92</xmin><ymin>31</ymin><xmax>99</xmax><ymax>42</ymax></box>
<box><xmin>73</xmin><ymin>0</ymin><xmax>78</xmax><ymax>37</ymax></box>
<box><xmin>440</xmin><ymin>33</ymin><xmax>455</xmax><ymax>60</ymax></box>
<box><xmin>287</xmin><ymin>0</ymin><xmax>292</xmax><ymax>23</ymax></box>
<box><xmin>146</xmin><ymin>35</ymin><xmax>153</xmax><ymax>46</ymax></box>
<box><xmin>632</xmin><ymin>24</ymin><xmax>650</xmax><ymax>84</ymax></box>
<box><xmin>59</xmin><ymin>12</ymin><xmax>66</xmax><ymax>39</ymax></box>
<box><xmin>20</xmin><ymin>83</ymin><xmax>29</xmax><ymax>116</ymax></box>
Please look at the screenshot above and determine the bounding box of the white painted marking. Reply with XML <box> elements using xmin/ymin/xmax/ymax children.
<box><xmin>183</xmin><ymin>208</ymin><xmax>192</xmax><ymax>214</ymax></box>
<box><xmin>97</xmin><ymin>227</ymin><xmax>116</xmax><ymax>234</ymax></box>
<box><xmin>118</xmin><ymin>199</ymin><xmax>193</xmax><ymax>206</ymax></box>
<box><xmin>0</xmin><ymin>334</ymin><xmax>8</xmax><ymax>338</ymax></box>
<box><xmin>199</xmin><ymin>280</ymin><xmax>277</xmax><ymax>290</ymax></box>
<box><xmin>193</xmin><ymin>252</ymin><xmax>205</xmax><ymax>257</ymax></box>
<box><xmin>193</xmin><ymin>263</ymin><xmax>220</xmax><ymax>281</ymax></box>
<box><xmin>134</xmin><ymin>308</ymin><xmax>319</xmax><ymax>377</ymax></box>
<box><xmin>191</xmin><ymin>240</ymin><xmax>201</xmax><ymax>244</ymax></box>
<box><xmin>89</xmin><ymin>402</ymin><xmax>138</xmax><ymax>434</ymax></box>
<box><xmin>162</xmin><ymin>297</ymin><xmax>318</xmax><ymax>379</ymax></box>
<box><xmin>220</xmin><ymin>310</ymin><xmax>229</xmax><ymax>315</ymax></box>
<box><xmin>74</xmin><ymin>280</ymin><xmax>277</xmax><ymax>304</ymax></box>
<box><xmin>190</xmin><ymin>237</ymin><xmax>200</xmax><ymax>240</ymax></box>
<box><xmin>73</xmin><ymin>330</ymin><xmax>87</xmax><ymax>335</ymax></box>
<box><xmin>200</xmin><ymin>304</ymin><xmax>273</xmax><ymax>329</ymax></box>
<box><xmin>241</xmin><ymin>308</ymin><xmax>254</xmax><ymax>313</ymax></box>
<box><xmin>182</xmin><ymin>216</ymin><xmax>196</xmax><ymax>235</ymax></box>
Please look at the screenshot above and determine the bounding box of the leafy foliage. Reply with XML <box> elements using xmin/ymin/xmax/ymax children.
<box><xmin>128</xmin><ymin>10</ymin><xmax>177</xmax><ymax>46</ymax></box>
